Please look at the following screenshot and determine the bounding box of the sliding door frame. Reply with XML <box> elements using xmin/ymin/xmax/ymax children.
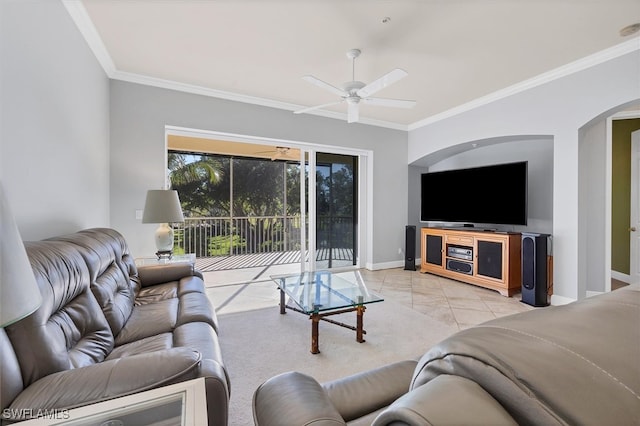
<box><xmin>165</xmin><ymin>125</ymin><xmax>373</xmax><ymax>271</ymax></box>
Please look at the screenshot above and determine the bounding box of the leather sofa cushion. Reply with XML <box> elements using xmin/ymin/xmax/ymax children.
<box><xmin>177</xmin><ymin>292</ymin><xmax>218</xmax><ymax>330</ymax></box>
<box><xmin>0</xmin><ymin>330</ymin><xmax>23</xmax><ymax>412</ymax></box>
<box><xmin>136</xmin><ymin>276</ymin><xmax>207</xmax><ymax>304</ymax></box>
<box><xmin>7</xmin><ymin>241</ymin><xmax>114</xmax><ymax>386</ymax></box>
<box><xmin>86</xmin><ymin>259</ymin><xmax>136</xmax><ymax>336</ymax></box>
<box><xmin>372</xmin><ymin>375</ymin><xmax>517</xmax><ymax>426</ymax></box>
<box><xmin>106</xmin><ymin>333</ymin><xmax>174</xmax><ymax>360</ymax></box>
<box><xmin>108</xmin><ymin>323</ymin><xmax>224</xmax><ymax>367</ymax></box>
<box><xmin>106</xmin><ymin>322</ymin><xmax>229</xmax><ymax>392</ymax></box>
<box><xmin>323</xmin><ymin>360</ymin><xmax>417</xmax><ymax>422</ymax></box>
<box><xmin>253</xmin><ymin>371</ymin><xmax>346</xmax><ymax>426</ymax></box>
<box><xmin>136</xmin><ymin>282</ymin><xmax>180</xmax><ymax>303</ymax></box>
<box><xmin>114</xmin><ymin>299</ymin><xmax>178</xmax><ymax>346</ymax></box>
<box><xmin>137</xmin><ymin>263</ymin><xmax>200</xmax><ymax>286</ymax></box>
<box><xmin>7</xmin><ymin>348</ymin><xmax>202</xmax><ymax>420</ymax></box>
<box><xmin>115</xmin><ymin>291</ymin><xmax>218</xmax><ymax>346</ymax></box>
<box><xmin>173</xmin><ymin>322</ymin><xmax>224</xmax><ymax>367</ymax></box>
<box><xmin>50</xmin><ymin>228</ymin><xmax>139</xmax><ymax>336</ymax></box>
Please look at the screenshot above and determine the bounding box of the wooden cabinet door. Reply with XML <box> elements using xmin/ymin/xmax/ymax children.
<box><xmin>422</xmin><ymin>229</ymin><xmax>445</xmax><ymax>271</ymax></box>
<box><xmin>475</xmin><ymin>238</ymin><xmax>505</xmax><ymax>282</ymax></box>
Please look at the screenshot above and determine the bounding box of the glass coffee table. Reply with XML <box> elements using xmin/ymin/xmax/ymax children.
<box><xmin>271</xmin><ymin>270</ymin><xmax>383</xmax><ymax>354</ymax></box>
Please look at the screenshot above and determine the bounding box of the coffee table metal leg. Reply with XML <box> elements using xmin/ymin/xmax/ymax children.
<box><xmin>311</xmin><ymin>313</ymin><xmax>320</xmax><ymax>354</ymax></box>
<box><xmin>356</xmin><ymin>305</ymin><xmax>366</xmax><ymax>343</ymax></box>
<box><xmin>279</xmin><ymin>288</ymin><xmax>286</xmax><ymax>315</ymax></box>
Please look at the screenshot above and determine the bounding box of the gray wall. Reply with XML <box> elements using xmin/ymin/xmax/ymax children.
<box><xmin>0</xmin><ymin>0</ymin><xmax>110</xmax><ymax>240</ymax></box>
<box><xmin>109</xmin><ymin>81</ymin><xmax>408</xmax><ymax>265</ymax></box>
<box><xmin>578</xmin><ymin>118</ymin><xmax>607</xmax><ymax>293</ymax></box>
<box><xmin>407</xmin><ymin>49</ymin><xmax>640</xmax><ymax>303</ymax></box>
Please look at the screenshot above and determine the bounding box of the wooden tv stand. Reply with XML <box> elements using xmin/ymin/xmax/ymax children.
<box><xmin>420</xmin><ymin>227</ymin><xmax>521</xmax><ymax>297</ymax></box>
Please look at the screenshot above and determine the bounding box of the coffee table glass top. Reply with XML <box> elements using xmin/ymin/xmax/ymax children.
<box><xmin>271</xmin><ymin>269</ymin><xmax>383</xmax><ymax>313</ymax></box>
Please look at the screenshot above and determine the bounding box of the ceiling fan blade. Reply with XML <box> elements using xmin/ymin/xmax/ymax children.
<box><xmin>294</xmin><ymin>100</ymin><xmax>344</xmax><ymax>115</ymax></box>
<box><xmin>363</xmin><ymin>97</ymin><xmax>416</xmax><ymax>109</ymax></box>
<box><xmin>356</xmin><ymin>68</ymin><xmax>408</xmax><ymax>98</ymax></box>
<box><xmin>302</xmin><ymin>75</ymin><xmax>348</xmax><ymax>97</ymax></box>
<box><xmin>347</xmin><ymin>102</ymin><xmax>359</xmax><ymax>123</ymax></box>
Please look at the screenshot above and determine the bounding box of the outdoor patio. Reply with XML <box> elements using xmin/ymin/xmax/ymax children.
<box><xmin>194</xmin><ymin>248</ymin><xmax>354</xmax><ymax>272</ymax></box>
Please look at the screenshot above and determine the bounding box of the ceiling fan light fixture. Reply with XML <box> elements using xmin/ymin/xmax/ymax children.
<box><xmin>294</xmin><ymin>48</ymin><xmax>415</xmax><ymax>123</ymax></box>
<box><xmin>342</xmin><ymin>80</ymin><xmax>366</xmax><ymax>94</ymax></box>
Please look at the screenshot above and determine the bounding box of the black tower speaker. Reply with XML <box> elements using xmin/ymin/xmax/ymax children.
<box><xmin>521</xmin><ymin>233</ymin><xmax>549</xmax><ymax>307</ymax></box>
<box><xmin>404</xmin><ymin>225</ymin><xmax>416</xmax><ymax>271</ymax></box>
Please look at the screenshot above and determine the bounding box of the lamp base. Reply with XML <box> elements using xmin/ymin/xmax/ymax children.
<box><xmin>154</xmin><ymin>223</ymin><xmax>175</xmax><ymax>253</ymax></box>
<box><xmin>156</xmin><ymin>250</ymin><xmax>173</xmax><ymax>260</ymax></box>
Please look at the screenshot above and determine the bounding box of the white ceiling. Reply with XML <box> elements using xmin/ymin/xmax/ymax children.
<box><xmin>71</xmin><ymin>0</ymin><xmax>640</xmax><ymax>129</ymax></box>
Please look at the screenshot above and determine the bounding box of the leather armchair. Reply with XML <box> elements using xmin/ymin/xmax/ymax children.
<box><xmin>253</xmin><ymin>285</ymin><xmax>640</xmax><ymax>425</ymax></box>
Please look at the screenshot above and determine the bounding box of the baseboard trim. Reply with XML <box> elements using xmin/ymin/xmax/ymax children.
<box><xmin>367</xmin><ymin>260</ymin><xmax>405</xmax><ymax>271</ymax></box>
<box><xmin>550</xmin><ymin>294</ymin><xmax>575</xmax><ymax>306</ymax></box>
<box><xmin>611</xmin><ymin>270</ymin><xmax>631</xmax><ymax>283</ymax></box>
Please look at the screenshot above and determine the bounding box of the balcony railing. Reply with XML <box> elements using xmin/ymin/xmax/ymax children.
<box><xmin>174</xmin><ymin>216</ymin><xmax>354</xmax><ymax>260</ymax></box>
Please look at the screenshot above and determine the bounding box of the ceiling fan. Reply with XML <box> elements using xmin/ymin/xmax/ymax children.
<box><xmin>294</xmin><ymin>49</ymin><xmax>416</xmax><ymax>123</ymax></box>
<box><xmin>253</xmin><ymin>146</ymin><xmax>299</xmax><ymax>161</ymax></box>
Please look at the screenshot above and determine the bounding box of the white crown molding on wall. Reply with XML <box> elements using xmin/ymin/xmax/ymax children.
<box><xmin>62</xmin><ymin>0</ymin><xmax>406</xmax><ymax>131</ymax></box>
<box><xmin>63</xmin><ymin>0</ymin><xmax>639</xmax><ymax>133</ymax></box>
<box><xmin>111</xmin><ymin>70</ymin><xmax>408</xmax><ymax>131</ymax></box>
<box><xmin>62</xmin><ymin>0</ymin><xmax>116</xmax><ymax>76</ymax></box>
<box><xmin>408</xmin><ymin>37</ymin><xmax>640</xmax><ymax>131</ymax></box>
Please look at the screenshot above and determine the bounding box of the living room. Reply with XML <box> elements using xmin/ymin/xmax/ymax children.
<box><xmin>1</xmin><ymin>1</ymin><xmax>639</xmax><ymax>425</ymax></box>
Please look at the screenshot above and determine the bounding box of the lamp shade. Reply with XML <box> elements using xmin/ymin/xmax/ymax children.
<box><xmin>0</xmin><ymin>182</ymin><xmax>42</xmax><ymax>327</ymax></box>
<box><xmin>142</xmin><ymin>190</ymin><xmax>184</xmax><ymax>223</ymax></box>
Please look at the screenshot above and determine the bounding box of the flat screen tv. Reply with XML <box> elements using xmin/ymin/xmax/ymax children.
<box><xmin>420</xmin><ymin>161</ymin><xmax>528</xmax><ymax>226</ymax></box>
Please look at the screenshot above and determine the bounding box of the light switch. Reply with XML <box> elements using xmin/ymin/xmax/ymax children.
<box><xmin>135</xmin><ymin>210</ymin><xmax>143</xmax><ymax>220</ymax></box>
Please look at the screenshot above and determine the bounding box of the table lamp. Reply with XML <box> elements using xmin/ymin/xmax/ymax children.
<box><xmin>142</xmin><ymin>189</ymin><xmax>184</xmax><ymax>259</ymax></box>
<box><xmin>0</xmin><ymin>182</ymin><xmax>42</xmax><ymax>328</ymax></box>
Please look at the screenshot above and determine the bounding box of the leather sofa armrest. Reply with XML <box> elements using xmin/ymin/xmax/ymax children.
<box><xmin>6</xmin><ymin>348</ymin><xmax>202</xmax><ymax>421</ymax></box>
<box><xmin>322</xmin><ymin>360</ymin><xmax>418</xmax><ymax>422</ymax></box>
<box><xmin>253</xmin><ymin>371</ymin><xmax>346</xmax><ymax>426</ymax></box>
<box><xmin>372</xmin><ymin>375</ymin><xmax>518</xmax><ymax>426</ymax></box>
<box><xmin>199</xmin><ymin>359</ymin><xmax>231</xmax><ymax>426</ymax></box>
<box><xmin>137</xmin><ymin>263</ymin><xmax>202</xmax><ymax>286</ymax></box>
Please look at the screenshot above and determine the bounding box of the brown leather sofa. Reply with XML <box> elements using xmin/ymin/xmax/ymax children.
<box><xmin>1</xmin><ymin>228</ymin><xmax>229</xmax><ymax>425</ymax></box>
<box><xmin>253</xmin><ymin>285</ymin><xmax>640</xmax><ymax>425</ymax></box>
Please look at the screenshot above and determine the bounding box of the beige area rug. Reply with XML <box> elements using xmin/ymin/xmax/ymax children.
<box><xmin>218</xmin><ymin>298</ymin><xmax>459</xmax><ymax>425</ymax></box>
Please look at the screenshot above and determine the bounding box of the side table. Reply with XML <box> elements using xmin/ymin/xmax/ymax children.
<box><xmin>135</xmin><ymin>253</ymin><xmax>196</xmax><ymax>267</ymax></box>
<box><xmin>12</xmin><ymin>378</ymin><xmax>207</xmax><ymax>425</ymax></box>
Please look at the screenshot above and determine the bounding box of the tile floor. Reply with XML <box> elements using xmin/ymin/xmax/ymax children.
<box><xmin>203</xmin><ymin>266</ymin><xmax>534</xmax><ymax>331</ymax></box>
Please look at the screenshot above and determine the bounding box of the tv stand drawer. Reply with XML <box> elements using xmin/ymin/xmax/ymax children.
<box><xmin>446</xmin><ymin>235</ymin><xmax>474</xmax><ymax>246</ymax></box>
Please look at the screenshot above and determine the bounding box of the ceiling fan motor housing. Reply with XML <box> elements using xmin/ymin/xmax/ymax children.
<box><xmin>342</xmin><ymin>80</ymin><xmax>366</xmax><ymax>95</ymax></box>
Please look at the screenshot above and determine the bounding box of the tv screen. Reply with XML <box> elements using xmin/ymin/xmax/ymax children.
<box><xmin>420</xmin><ymin>161</ymin><xmax>528</xmax><ymax>226</ymax></box>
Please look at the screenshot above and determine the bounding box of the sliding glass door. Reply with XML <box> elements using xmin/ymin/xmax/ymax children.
<box><xmin>314</xmin><ymin>153</ymin><xmax>357</xmax><ymax>269</ymax></box>
<box><xmin>165</xmin><ymin>128</ymin><xmax>366</xmax><ymax>282</ymax></box>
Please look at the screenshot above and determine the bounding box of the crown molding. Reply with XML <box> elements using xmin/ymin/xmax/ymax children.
<box><xmin>62</xmin><ymin>0</ymin><xmax>407</xmax><ymax>131</ymax></box>
<box><xmin>62</xmin><ymin>0</ymin><xmax>116</xmax><ymax>76</ymax></box>
<box><xmin>64</xmin><ymin>1</ymin><xmax>636</xmax><ymax>134</ymax></box>
<box><xmin>112</xmin><ymin>71</ymin><xmax>408</xmax><ymax>131</ymax></box>
<box><xmin>408</xmin><ymin>37</ymin><xmax>640</xmax><ymax>131</ymax></box>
